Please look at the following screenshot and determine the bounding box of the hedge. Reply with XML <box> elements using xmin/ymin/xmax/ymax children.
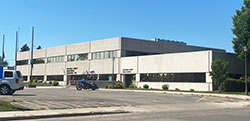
<box><xmin>223</xmin><ymin>79</ymin><xmax>250</xmax><ymax>92</ymax></box>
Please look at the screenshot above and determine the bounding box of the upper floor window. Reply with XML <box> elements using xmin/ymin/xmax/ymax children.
<box><xmin>92</xmin><ymin>50</ymin><xmax>117</xmax><ymax>60</ymax></box>
<box><xmin>16</xmin><ymin>60</ymin><xmax>28</xmax><ymax>65</ymax></box>
<box><xmin>67</xmin><ymin>53</ymin><xmax>88</xmax><ymax>62</ymax></box>
<box><xmin>47</xmin><ymin>56</ymin><xmax>64</xmax><ymax>63</ymax></box>
<box><xmin>33</xmin><ymin>58</ymin><xmax>45</xmax><ymax>64</ymax></box>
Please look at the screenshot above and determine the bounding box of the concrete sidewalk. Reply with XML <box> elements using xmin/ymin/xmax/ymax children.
<box><xmin>100</xmin><ymin>88</ymin><xmax>250</xmax><ymax>100</ymax></box>
<box><xmin>0</xmin><ymin>106</ymin><xmax>133</xmax><ymax>120</ymax></box>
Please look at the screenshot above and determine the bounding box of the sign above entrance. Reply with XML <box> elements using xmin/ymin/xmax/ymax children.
<box><xmin>122</xmin><ymin>69</ymin><xmax>133</xmax><ymax>74</ymax></box>
<box><xmin>67</xmin><ymin>67</ymin><xmax>78</xmax><ymax>74</ymax></box>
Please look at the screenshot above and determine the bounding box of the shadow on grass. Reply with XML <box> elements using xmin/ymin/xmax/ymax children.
<box><xmin>12</xmin><ymin>94</ymin><xmax>36</xmax><ymax>96</ymax></box>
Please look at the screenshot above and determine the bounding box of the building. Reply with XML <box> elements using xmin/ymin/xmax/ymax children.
<box><xmin>16</xmin><ymin>37</ymin><xmax>248</xmax><ymax>91</ymax></box>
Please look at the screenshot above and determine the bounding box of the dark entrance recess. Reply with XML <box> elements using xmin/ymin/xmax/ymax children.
<box><xmin>124</xmin><ymin>74</ymin><xmax>135</xmax><ymax>88</ymax></box>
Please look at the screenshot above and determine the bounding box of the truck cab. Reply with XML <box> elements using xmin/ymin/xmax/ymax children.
<box><xmin>0</xmin><ymin>66</ymin><xmax>24</xmax><ymax>95</ymax></box>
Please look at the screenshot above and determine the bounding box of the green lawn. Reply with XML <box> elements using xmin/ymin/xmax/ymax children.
<box><xmin>0</xmin><ymin>100</ymin><xmax>30</xmax><ymax>112</ymax></box>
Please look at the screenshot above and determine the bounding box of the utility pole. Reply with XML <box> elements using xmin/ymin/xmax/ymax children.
<box><xmin>244</xmin><ymin>46</ymin><xmax>248</xmax><ymax>95</ymax></box>
<box><xmin>29</xmin><ymin>27</ymin><xmax>35</xmax><ymax>87</ymax></box>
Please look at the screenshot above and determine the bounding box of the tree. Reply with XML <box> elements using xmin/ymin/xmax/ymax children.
<box><xmin>232</xmin><ymin>0</ymin><xmax>250</xmax><ymax>60</ymax></box>
<box><xmin>37</xmin><ymin>45</ymin><xmax>42</xmax><ymax>50</ymax></box>
<box><xmin>20</xmin><ymin>44</ymin><xmax>30</xmax><ymax>52</ymax></box>
<box><xmin>0</xmin><ymin>56</ymin><xmax>8</xmax><ymax>67</ymax></box>
<box><xmin>209</xmin><ymin>59</ymin><xmax>229</xmax><ymax>92</ymax></box>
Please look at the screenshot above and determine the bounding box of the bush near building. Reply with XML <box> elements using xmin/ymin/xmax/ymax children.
<box><xmin>128</xmin><ymin>83</ymin><xmax>137</xmax><ymax>88</ymax></box>
<box><xmin>162</xmin><ymin>84</ymin><xmax>169</xmax><ymax>90</ymax></box>
<box><xmin>224</xmin><ymin>79</ymin><xmax>250</xmax><ymax>92</ymax></box>
<box><xmin>106</xmin><ymin>82</ymin><xmax>123</xmax><ymax>89</ymax></box>
<box><xmin>52</xmin><ymin>81</ymin><xmax>59</xmax><ymax>86</ymax></box>
<box><xmin>209</xmin><ymin>59</ymin><xmax>229</xmax><ymax>92</ymax></box>
<box><xmin>143</xmin><ymin>84</ymin><xmax>149</xmax><ymax>89</ymax></box>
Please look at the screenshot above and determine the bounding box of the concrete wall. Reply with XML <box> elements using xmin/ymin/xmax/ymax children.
<box><xmin>91</xmin><ymin>37</ymin><xmax>121</xmax><ymax>53</ymax></box>
<box><xmin>137</xmin><ymin>82</ymin><xmax>211</xmax><ymax>91</ymax></box>
<box><xmin>212</xmin><ymin>51</ymin><xmax>250</xmax><ymax>74</ymax></box>
<box><xmin>120</xmin><ymin>51</ymin><xmax>211</xmax><ymax>74</ymax></box>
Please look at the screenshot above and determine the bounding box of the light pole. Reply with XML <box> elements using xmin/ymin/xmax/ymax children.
<box><xmin>112</xmin><ymin>57</ymin><xmax>115</xmax><ymax>89</ymax></box>
<box><xmin>244</xmin><ymin>46</ymin><xmax>248</xmax><ymax>95</ymax></box>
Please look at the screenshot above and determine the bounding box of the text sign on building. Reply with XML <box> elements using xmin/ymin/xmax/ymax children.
<box><xmin>122</xmin><ymin>69</ymin><xmax>133</xmax><ymax>74</ymax></box>
<box><xmin>67</xmin><ymin>67</ymin><xmax>78</xmax><ymax>74</ymax></box>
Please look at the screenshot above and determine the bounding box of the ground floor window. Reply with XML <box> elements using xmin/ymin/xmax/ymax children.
<box><xmin>99</xmin><ymin>74</ymin><xmax>116</xmax><ymax>81</ymax></box>
<box><xmin>23</xmin><ymin>76</ymin><xmax>28</xmax><ymax>81</ymax></box>
<box><xmin>31</xmin><ymin>76</ymin><xmax>44</xmax><ymax>81</ymax></box>
<box><xmin>47</xmin><ymin>75</ymin><xmax>64</xmax><ymax>81</ymax></box>
<box><xmin>140</xmin><ymin>73</ymin><xmax>206</xmax><ymax>82</ymax></box>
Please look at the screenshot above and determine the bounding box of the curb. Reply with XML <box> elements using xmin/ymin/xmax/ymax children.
<box><xmin>0</xmin><ymin>107</ymin><xmax>129</xmax><ymax>120</ymax></box>
<box><xmin>100</xmin><ymin>89</ymin><xmax>250</xmax><ymax>100</ymax></box>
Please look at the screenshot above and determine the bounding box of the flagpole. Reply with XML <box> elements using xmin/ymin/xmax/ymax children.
<box><xmin>2</xmin><ymin>34</ymin><xmax>5</xmax><ymax>65</ymax></box>
<box><xmin>15</xmin><ymin>31</ymin><xmax>18</xmax><ymax>70</ymax></box>
<box><xmin>29</xmin><ymin>27</ymin><xmax>35</xmax><ymax>87</ymax></box>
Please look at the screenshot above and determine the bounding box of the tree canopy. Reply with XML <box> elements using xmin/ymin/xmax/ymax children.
<box><xmin>232</xmin><ymin>0</ymin><xmax>250</xmax><ymax>60</ymax></box>
<box><xmin>37</xmin><ymin>45</ymin><xmax>42</xmax><ymax>50</ymax></box>
<box><xmin>0</xmin><ymin>56</ymin><xmax>8</xmax><ymax>67</ymax></box>
<box><xmin>20</xmin><ymin>44</ymin><xmax>30</xmax><ymax>52</ymax></box>
<box><xmin>209</xmin><ymin>59</ymin><xmax>229</xmax><ymax>92</ymax></box>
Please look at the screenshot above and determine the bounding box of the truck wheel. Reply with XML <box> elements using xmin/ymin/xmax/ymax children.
<box><xmin>0</xmin><ymin>85</ymin><xmax>11</xmax><ymax>95</ymax></box>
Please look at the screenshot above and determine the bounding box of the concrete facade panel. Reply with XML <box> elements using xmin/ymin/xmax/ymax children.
<box><xmin>66</xmin><ymin>61</ymin><xmax>90</xmax><ymax>74</ymax></box>
<box><xmin>67</xmin><ymin>42</ymin><xmax>90</xmax><ymax>55</ymax></box>
<box><xmin>17</xmin><ymin>51</ymin><xmax>30</xmax><ymax>60</ymax></box>
<box><xmin>47</xmin><ymin>46</ymin><xmax>66</xmax><ymax>57</ymax></box>
<box><xmin>32</xmin><ymin>64</ymin><xmax>46</xmax><ymax>75</ymax></box>
<box><xmin>91</xmin><ymin>37</ymin><xmax>120</xmax><ymax>52</ymax></box>
<box><xmin>138</xmin><ymin>51</ymin><xmax>209</xmax><ymax>73</ymax></box>
<box><xmin>90</xmin><ymin>59</ymin><xmax>119</xmax><ymax>74</ymax></box>
<box><xmin>137</xmin><ymin>82</ymin><xmax>211</xmax><ymax>91</ymax></box>
<box><xmin>46</xmin><ymin>63</ymin><xmax>65</xmax><ymax>75</ymax></box>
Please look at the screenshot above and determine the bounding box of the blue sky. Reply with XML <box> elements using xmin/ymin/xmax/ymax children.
<box><xmin>0</xmin><ymin>0</ymin><xmax>244</xmax><ymax>65</ymax></box>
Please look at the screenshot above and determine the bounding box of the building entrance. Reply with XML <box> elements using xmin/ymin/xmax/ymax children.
<box><xmin>124</xmin><ymin>74</ymin><xmax>135</xmax><ymax>88</ymax></box>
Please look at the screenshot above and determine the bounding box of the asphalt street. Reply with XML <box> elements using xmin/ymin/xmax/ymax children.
<box><xmin>0</xmin><ymin>88</ymin><xmax>249</xmax><ymax>121</ymax></box>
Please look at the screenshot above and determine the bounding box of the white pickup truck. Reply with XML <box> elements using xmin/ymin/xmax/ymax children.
<box><xmin>0</xmin><ymin>66</ymin><xmax>24</xmax><ymax>95</ymax></box>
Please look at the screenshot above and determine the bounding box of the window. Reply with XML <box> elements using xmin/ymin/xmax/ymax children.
<box><xmin>92</xmin><ymin>50</ymin><xmax>118</xmax><ymax>60</ymax></box>
<box><xmin>67</xmin><ymin>53</ymin><xmax>88</xmax><ymax>62</ymax></box>
<box><xmin>140</xmin><ymin>73</ymin><xmax>206</xmax><ymax>82</ymax></box>
<box><xmin>33</xmin><ymin>58</ymin><xmax>45</xmax><ymax>64</ymax></box>
<box><xmin>47</xmin><ymin>56</ymin><xmax>64</xmax><ymax>63</ymax></box>
<box><xmin>99</xmin><ymin>74</ymin><xmax>116</xmax><ymax>81</ymax></box>
<box><xmin>4</xmin><ymin>71</ymin><xmax>13</xmax><ymax>78</ymax></box>
<box><xmin>47</xmin><ymin>75</ymin><xmax>64</xmax><ymax>81</ymax></box>
<box><xmin>31</xmin><ymin>76</ymin><xmax>44</xmax><ymax>81</ymax></box>
<box><xmin>16</xmin><ymin>71</ymin><xmax>22</xmax><ymax>78</ymax></box>
<box><xmin>16</xmin><ymin>60</ymin><xmax>28</xmax><ymax>65</ymax></box>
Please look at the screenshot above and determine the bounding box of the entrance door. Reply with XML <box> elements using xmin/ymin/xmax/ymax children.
<box><xmin>124</xmin><ymin>74</ymin><xmax>135</xmax><ymax>88</ymax></box>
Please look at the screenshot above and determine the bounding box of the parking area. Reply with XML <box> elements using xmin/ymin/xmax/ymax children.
<box><xmin>0</xmin><ymin>87</ymin><xmax>247</xmax><ymax>110</ymax></box>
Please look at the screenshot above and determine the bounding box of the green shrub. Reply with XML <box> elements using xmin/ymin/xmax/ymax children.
<box><xmin>175</xmin><ymin>88</ymin><xmax>180</xmax><ymax>91</ymax></box>
<box><xmin>49</xmin><ymin>81</ymin><xmax>53</xmax><ymax>84</ymax></box>
<box><xmin>224</xmin><ymin>79</ymin><xmax>250</xmax><ymax>92</ymax></box>
<box><xmin>106</xmin><ymin>82</ymin><xmax>123</xmax><ymax>89</ymax></box>
<box><xmin>190</xmin><ymin>89</ymin><xmax>195</xmax><ymax>92</ymax></box>
<box><xmin>162</xmin><ymin>84</ymin><xmax>169</xmax><ymax>90</ymax></box>
<box><xmin>52</xmin><ymin>81</ymin><xmax>59</xmax><ymax>86</ymax></box>
<box><xmin>143</xmin><ymin>84</ymin><xmax>149</xmax><ymax>89</ymax></box>
<box><xmin>128</xmin><ymin>83</ymin><xmax>137</xmax><ymax>89</ymax></box>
